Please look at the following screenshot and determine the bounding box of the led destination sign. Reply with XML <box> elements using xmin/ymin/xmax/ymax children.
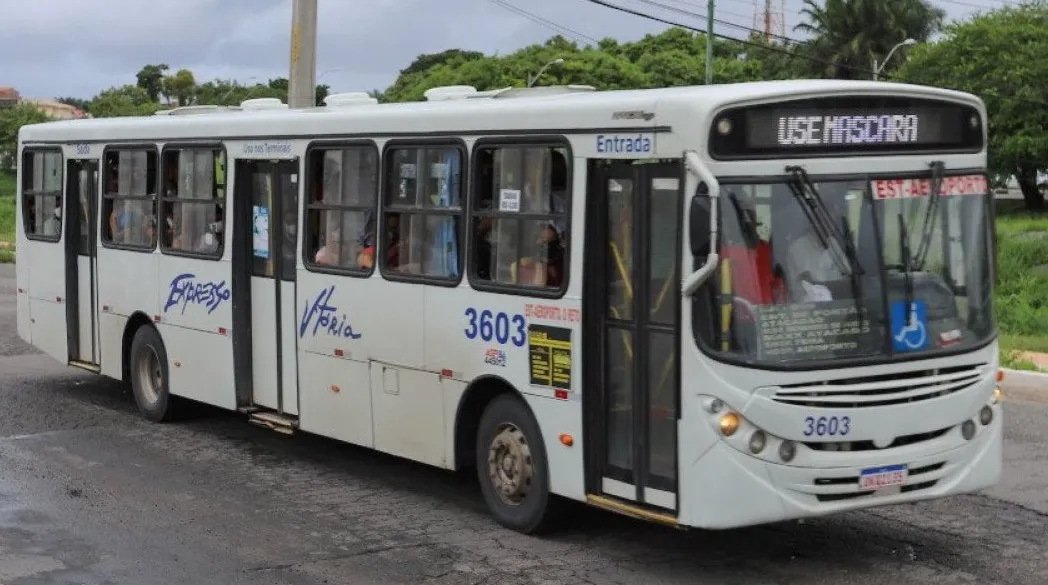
<box><xmin>775</xmin><ymin>113</ymin><xmax>921</xmax><ymax>146</ymax></box>
<box><xmin>708</xmin><ymin>96</ymin><xmax>983</xmax><ymax>158</ymax></box>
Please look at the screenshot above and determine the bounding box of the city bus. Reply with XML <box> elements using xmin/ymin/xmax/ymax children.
<box><xmin>15</xmin><ymin>79</ymin><xmax>1003</xmax><ymax>534</ymax></box>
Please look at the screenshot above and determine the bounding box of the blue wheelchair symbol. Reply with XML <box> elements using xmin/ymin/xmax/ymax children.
<box><xmin>890</xmin><ymin>300</ymin><xmax>929</xmax><ymax>351</ymax></box>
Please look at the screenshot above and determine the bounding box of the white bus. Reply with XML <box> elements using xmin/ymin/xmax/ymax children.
<box><xmin>15</xmin><ymin>80</ymin><xmax>1003</xmax><ymax>534</ymax></box>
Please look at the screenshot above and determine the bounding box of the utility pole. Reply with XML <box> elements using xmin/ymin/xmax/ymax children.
<box><xmin>288</xmin><ymin>0</ymin><xmax>318</xmax><ymax>108</ymax></box>
<box><xmin>705</xmin><ymin>0</ymin><xmax>714</xmax><ymax>84</ymax></box>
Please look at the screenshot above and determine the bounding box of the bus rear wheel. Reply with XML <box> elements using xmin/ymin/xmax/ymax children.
<box><xmin>129</xmin><ymin>325</ymin><xmax>180</xmax><ymax>422</ymax></box>
<box><xmin>475</xmin><ymin>394</ymin><xmax>556</xmax><ymax>534</ymax></box>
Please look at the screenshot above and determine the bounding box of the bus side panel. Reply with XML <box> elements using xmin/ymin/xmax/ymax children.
<box><xmin>27</xmin><ymin>241</ymin><xmax>68</xmax><ymax>364</ymax></box>
<box><xmin>522</xmin><ymin>394</ymin><xmax>586</xmax><ymax>502</ymax></box>
<box><xmin>97</xmin><ymin>248</ymin><xmax>159</xmax><ymax>374</ymax></box>
<box><xmin>15</xmin><ymin>193</ymin><xmax>32</xmax><ymax>345</ymax></box>
<box><xmin>157</xmin><ymin>324</ymin><xmax>236</xmax><ymax>410</ymax></box>
<box><xmin>297</xmin><ymin>352</ymin><xmax>373</xmax><ymax>448</ymax></box>
<box><xmin>157</xmin><ymin>257</ymin><xmax>234</xmax><ymax>409</ymax></box>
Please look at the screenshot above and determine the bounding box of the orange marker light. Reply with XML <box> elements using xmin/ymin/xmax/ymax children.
<box><xmin>996</xmin><ymin>369</ymin><xmax>1005</xmax><ymax>382</ymax></box>
<box><xmin>559</xmin><ymin>433</ymin><xmax>574</xmax><ymax>447</ymax></box>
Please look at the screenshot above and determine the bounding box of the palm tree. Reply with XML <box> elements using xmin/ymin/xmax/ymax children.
<box><xmin>795</xmin><ymin>0</ymin><xmax>945</xmax><ymax>79</ymax></box>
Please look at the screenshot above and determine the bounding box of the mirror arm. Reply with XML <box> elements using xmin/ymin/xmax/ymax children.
<box><xmin>682</xmin><ymin>150</ymin><xmax>720</xmax><ymax>297</ymax></box>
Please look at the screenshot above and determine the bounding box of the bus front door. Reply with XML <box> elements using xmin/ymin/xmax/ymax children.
<box><xmin>232</xmin><ymin>159</ymin><xmax>301</xmax><ymax>420</ymax></box>
<box><xmin>585</xmin><ymin>159</ymin><xmax>682</xmax><ymax>515</ymax></box>
<box><xmin>64</xmin><ymin>159</ymin><xmax>100</xmax><ymax>368</ymax></box>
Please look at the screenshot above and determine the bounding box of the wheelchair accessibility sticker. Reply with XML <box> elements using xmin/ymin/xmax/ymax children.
<box><xmin>890</xmin><ymin>300</ymin><xmax>929</xmax><ymax>351</ymax></box>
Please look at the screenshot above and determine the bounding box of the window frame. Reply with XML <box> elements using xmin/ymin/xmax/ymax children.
<box><xmin>378</xmin><ymin>138</ymin><xmax>468</xmax><ymax>287</ymax></box>
<box><xmin>159</xmin><ymin>142</ymin><xmax>227</xmax><ymax>260</ymax></box>
<box><xmin>100</xmin><ymin>143</ymin><xmax>160</xmax><ymax>252</ymax></box>
<box><xmin>466</xmin><ymin>135</ymin><xmax>573</xmax><ymax>299</ymax></box>
<box><xmin>19</xmin><ymin>146</ymin><xmax>65</xmax><ymax>243</ymax></box>
<box><xmin>301</xmin><ymin>139</ymin><xmax>381</xmax><ymax>277</ymax></box>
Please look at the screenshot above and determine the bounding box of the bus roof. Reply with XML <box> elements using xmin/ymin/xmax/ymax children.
<box><xmin>18</xmin><ymin>79</ymin><xmax>982</xmax><ymax>145</ymax></box>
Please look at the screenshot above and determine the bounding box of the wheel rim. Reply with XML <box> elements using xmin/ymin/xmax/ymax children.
<box><xmin>136</xmin><ymin>345</ymin><xmax>163</xmax><ymax>406</ymax></box>
<box><xmin>487</xmin><ymin>422</ymin><xmax>534</xmax><ymax>506</ymax></box>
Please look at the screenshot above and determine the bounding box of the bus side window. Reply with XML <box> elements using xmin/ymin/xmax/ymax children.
<box><xmin>160</xmin><ymin>147</ymin><xmax>225</xmax><ymax>258</ymax></box>
<box><xmin>101</xmin><ymin>148</ymin><xmax>158</xmax><ymax>250</ymax></box>
<box><xmin>303</xmin><ymin>144</ymin><xmax>378</xmax><ymax>273</ymax></box>
<box><xmin>471</xmin><ymin>144</ymin><xmax>569</xmax><ymax>291</ymax></box>
<box><xmin>380</xmin><ymin>145</ymin><xmax>463</xmax><ymax>280</ymax></box>
<box><xmin>20</xmin><ymin>150</ymin><xmax>64</xmax><ymax>241</ymax></box>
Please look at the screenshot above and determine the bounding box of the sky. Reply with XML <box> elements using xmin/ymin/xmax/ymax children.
<box><xmin>1</xmin><ymin>0</ymin><xmax>999</xmax><ymax>102</ymax></box>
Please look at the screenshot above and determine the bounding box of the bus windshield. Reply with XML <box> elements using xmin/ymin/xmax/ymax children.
<box><xmin>706</xmin><ymin>171</ymin><xmax>995</xmax><ymax>367</ymax></box>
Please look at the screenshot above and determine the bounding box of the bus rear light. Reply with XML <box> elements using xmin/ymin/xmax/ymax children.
<box><xmin>719</xmin><ymin>413</ymin><xmax>740</xmax><ymax>436</ymax></box>
<box><xmin>992</xmin><ymin>387</ymin><xmax>1002</xmax><ymax>404</ymax></box>
<box><xmin>979</xmin><ymin>405</ymin><xmax>993</xmax><ymax>426</ymax></box>
<box><xmin>554</xmin><ymin>389</ymin><xmax>568</xmax><ymax>400</ymax></box>
<box><xmin>996</xmin><ymin>369</ymin><xmax>1004</xmax><ymax>382</ymax></box>
<box><xmin>778</xmin><ymin>440</ymin><xmax>796</xmax><ymax>462</ymax></box>
<box><xmin>218</xmin><ymin>327</ymin><xmax>227</xmax><ymax>335</ymax></box>
<box><xmin>334</xmin><ymin>349</ymin><xmax>344</xmax><ymax>357</ymax></box>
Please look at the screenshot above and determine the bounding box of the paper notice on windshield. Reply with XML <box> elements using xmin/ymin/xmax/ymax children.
<box><xmin>871</xmin><ymin>175</ymin><xmax>988</xmax><ymax>200</ymax></box>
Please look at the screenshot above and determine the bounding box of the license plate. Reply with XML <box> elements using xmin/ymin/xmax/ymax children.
<box><xmin>858</xmin><ymin>464</ymin><xmax>907</xmax><ymax>490</ymax></box>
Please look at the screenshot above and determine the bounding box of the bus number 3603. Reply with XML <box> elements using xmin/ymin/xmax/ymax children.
<box><xmin>803</xmin><ymin>416</ymin><xmax>851</xmax><ymax>437</ymax></box>
<box><xmin>464</xmin><ymin>308</ymin><xmax>526</xmax><ymax>347</ymax></box>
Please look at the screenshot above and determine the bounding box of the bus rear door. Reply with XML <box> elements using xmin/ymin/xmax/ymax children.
<box><xmin>64</xmin><ymin>158</ymin><xmax>100</xmax><ymax>369</ymax></box>
<box><xmin>231</xmin><ymin>159</ymin><xmax>301</xmax><ymax>425</ymax></box>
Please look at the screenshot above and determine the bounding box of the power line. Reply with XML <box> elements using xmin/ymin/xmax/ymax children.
<box><xmin>581</xmin><ymin>0</ymin><xmax>879</xmax><ymax>77</ymax></box>
<box><xmin>486</xmin><ymin>0</ymin><xmax>600</xmax><ymax>44</ymax></box>
<box><xmin>580</xmin><ymin>0</ymin><xmax>1048</xmax><ymax>110</ymax></box>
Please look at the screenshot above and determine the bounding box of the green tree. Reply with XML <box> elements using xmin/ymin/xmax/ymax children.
<box><xmin>795</xmin><ymin>0</ymin><xmax>944</xmax><ymax>79</ymax></box>
<box><xmin>163</xmin><ymin>68</ymin><xmax>197</xmax><ymax>107</ymax></box>
<box><xmin>136</xmin><ymin>64</ymin><xmax>170</xmax><ymax>102</ymax></box>
<box><xmin>898</xmin><ymin>2</ymin><xmax>1048</xmax><ymax>210</ymax></box>
<box><xmin>0</xmin><ymin>104</ymin><xmax>51</xmax><ymax>163</ymax></box>
<box><xmin>88</xmin><ymin>85</ymin><xmax>160</xmax><ymax>118</ymax></box>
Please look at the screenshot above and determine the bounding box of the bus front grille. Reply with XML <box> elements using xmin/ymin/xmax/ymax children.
<box><xmin>812</xmin><ymin>462</ymin><xmax>945</xmax><ymax>502</ymax></box>
<box><xmin>770</xmin><ymin>364</ymin><xmax>986</xmax><ymax>409</ymax></box>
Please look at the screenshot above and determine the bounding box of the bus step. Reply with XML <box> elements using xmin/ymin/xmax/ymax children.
<box><xmin>248</xmin><ymin>411</ymin><xmax>297</xmax><ymax>436</ymax></box>
<box><xmin>585</xmin><ymin>494</ymin><xmax>681</xmax><ymax>528</ymax></box>
<box><xmin>68</xmin><ymin>360</ymin><xmax>101</xmax><ymax>373</ymax></box>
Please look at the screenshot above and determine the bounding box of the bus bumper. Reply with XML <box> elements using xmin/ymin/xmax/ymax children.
<box><xmin>678</xmin><ymin>402</ymin><xmax>1003</xmax><ymax>529</ymax></box>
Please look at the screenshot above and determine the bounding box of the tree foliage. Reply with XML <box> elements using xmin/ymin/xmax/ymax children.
<box><xmin>795</xmin><ymin>0</ymin><xmax>944</xmax><ymax>79</ymax></box>
<box><xmin>898</xmin><ymin>1</ymin><xmax>1048</xmax><ymax>209</ymax></box>
<box><xmin>0</xmin><ymin>103</ymin><xmax>51</xmax><ymax>162</ymax></box>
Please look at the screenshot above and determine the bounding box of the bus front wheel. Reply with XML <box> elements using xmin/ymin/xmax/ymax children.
<box><xmin>129</xmin><ymin>325</ymin><xmax>180</xmax><ymax>422</ymax></box>
<box><xmin>475</xmin><ymin>394</ymin><xmax>556</xmax><ymax>534</ymax></box>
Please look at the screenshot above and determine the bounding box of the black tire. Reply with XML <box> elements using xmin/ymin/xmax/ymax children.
<box><xmin>128</xmin><ymin>325</ymin><xmax>181</xmax><ymax>422</ymax></box>
<box><xmin>475</xmin><ymin>394</ymin><xmax>558</xmax><ymax>534</ymax></box>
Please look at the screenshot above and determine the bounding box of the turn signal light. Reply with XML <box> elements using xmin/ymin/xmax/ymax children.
<box><xmin>719</xmin><ymin>413</ymin><xmax>740</xmax><ymax>436</ymax></box>
<box><xmin>559</xmin><ymin>433</ymin><xmax>574</xmax><ymax>447</ymax></box>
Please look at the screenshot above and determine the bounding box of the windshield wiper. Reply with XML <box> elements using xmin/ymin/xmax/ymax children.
<box><xmin>840</xmin><ymin>212</ymin><xmax>866</xmax><ymax>329</ymax></box>
<box><xmin>911</xmin><ymin>160</ymin><xmax>945</xmax><ymax>271</ymax></box>
<box><xmin>784</xmin><ymin>165</ymin><xmax>857</xmax><ymax>276</ymax></box>
<box><xmin>897</xmin><ymin>213</ymin><xmax>915</xmax><ymax>322</ymax></box>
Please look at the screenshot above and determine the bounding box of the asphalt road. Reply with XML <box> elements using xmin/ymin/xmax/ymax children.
<box><xmin>1</xmin><ymin>263</ymin><xmax>1047</xmax><ymax>585</ymax></box>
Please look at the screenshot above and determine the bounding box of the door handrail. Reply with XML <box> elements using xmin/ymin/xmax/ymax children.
<box><xmin>681</xmin><ymin>151</ymin><xmax>720</xmax><ymax>297</ymax></box>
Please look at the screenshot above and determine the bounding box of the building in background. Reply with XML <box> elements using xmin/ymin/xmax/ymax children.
<box><xmin>0</xmin><ymin>87</ymin><xmax>21</xmax><ymax>108</ymax></box>
<box><xmin>24</xmin><ymin>98</ymin><xmax>89</xmax><ymax>120</ymax></box>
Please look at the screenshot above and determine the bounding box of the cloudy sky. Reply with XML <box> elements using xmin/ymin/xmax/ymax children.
<box><xmin>3</xmin><ymin>0</ymin><xmax>992</xmax><ymax>101</ymax></box>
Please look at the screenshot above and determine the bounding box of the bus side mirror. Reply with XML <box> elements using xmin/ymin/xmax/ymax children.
<box><xmin>689</xmin><ymin>183</ymin><xmax>711</xmax><ymax>260</ymax></box>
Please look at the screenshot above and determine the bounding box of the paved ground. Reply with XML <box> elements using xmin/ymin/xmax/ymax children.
<box><xmin>1</xmin><ymin>262</ymin><xmax>1047</xmax><ymax>584</ymax></box>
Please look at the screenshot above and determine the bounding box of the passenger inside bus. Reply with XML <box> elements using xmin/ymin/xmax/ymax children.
<box><xmin>720</xmin><ymin>190</ymin><xmax>783</xmax><ymax>306</ymax></box>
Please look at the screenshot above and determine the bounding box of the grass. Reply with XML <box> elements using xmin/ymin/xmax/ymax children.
<box><xmin>0</xmin><ymin>170</ymin><xmax>14</xmax><ymax>249</ymax></box>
